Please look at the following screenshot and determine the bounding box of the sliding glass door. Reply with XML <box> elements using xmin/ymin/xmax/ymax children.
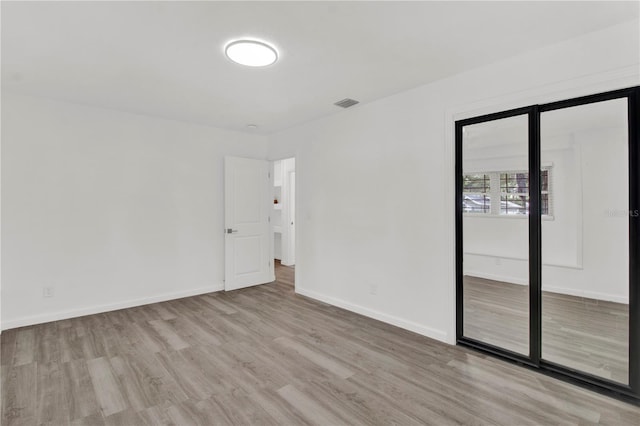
<box><xmin>456</xmin><ymin>87</ymin><xmax>639</xmax><ymax>401</ymax></box>
<box><xmin>540</xmin><ymin>98</ymin><xmax>630</xmax><ymax>385</ymax></box>
<box><xmin>460</xmin><ymin>113</ymin><xmax>531</xmax><ymax>356</ymax></box>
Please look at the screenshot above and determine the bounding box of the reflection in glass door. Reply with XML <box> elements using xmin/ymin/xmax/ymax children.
<box><xmin>456</xmin><ymin>86</ymin><xmax>639</xmax><ymax>401</ymax></box>
<box><xmin>461</xmin><ymin>113</ymin><xmax>530</xmax><ymax>355</ymax></box>
<box><xmin>541</xmin><ymin>98</ymin><xmax>629</xmax><ymax>384</ymax></box>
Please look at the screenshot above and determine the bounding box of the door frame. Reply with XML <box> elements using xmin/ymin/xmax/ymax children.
<box><xmin>271</xmin><ymin>156</ymin><xmax>297</xmax><ymax>285</ymax></box>
<box><xmin>455</xmin><ymin>86</ymin><xmax>640</xmax><ymax>403</ymax></box>
<box><xmin>286</xmin><ymin>170</ymin><xmax>296</xmax><ymax>266</ymax></box>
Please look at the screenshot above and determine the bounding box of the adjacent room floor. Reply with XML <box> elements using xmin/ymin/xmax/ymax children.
<box><xmin>2</xmin><ymin>265</ymin><xmax>638</xmax><ymax>425</ymax></box>
<box><xmin>464</xmin><ymin>275</ymin><xmax>629</xmax><ymax>383</ymax></box>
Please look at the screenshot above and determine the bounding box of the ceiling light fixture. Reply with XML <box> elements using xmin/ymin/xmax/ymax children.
<box><xmin>225</xmin><ymin>40</ymin><xmax>278</xmax><ymax>67</ymax></box>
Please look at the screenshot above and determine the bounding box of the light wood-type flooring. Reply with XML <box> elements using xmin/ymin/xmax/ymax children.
<box><xmin>2</xmin><ymin>264</ymin><xmax>639</xmax><ymax>425</ymax></box>
<box><xmin>463</xmin><ymin>275</ymin><xmax>630</xmax><ymax>384</ymax></box>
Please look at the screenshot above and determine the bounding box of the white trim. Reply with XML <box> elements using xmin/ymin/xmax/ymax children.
<box><xmin>296</xmin><ymin>287</ymin><xmax>449</xmax><ymax>344</ymax></box>
<box><xmin>463</xmin><ymin>213</ymin><xmax>555</xmax><ymax>220</ymax></box>
<box><xmin>464</xmin><ymin>271</ymin><xmax>529</xmax><ymax>286</ymax></box>
<box><xmin>464</xmin><ymin>251</ymin><xmax>583</xmax><ymax>270</ymax></box>
<box><xmin>465</xmin><ymin>273</ymin><xmax>628</xmax><ymax>304</ymax></box>
<box><xmin>270</xmin><ymin>155</ymin><xmax>298</xmax><ymax>290</ymax></box>
<box><xmin>542</xmin><ymin>285</ymin><xmax>628</xmax><ymax>305</ymax></box>
<box><xmin>1</xmin><ymin>283</ymin><xmax>224</xmax><ymax>331</ymax></box>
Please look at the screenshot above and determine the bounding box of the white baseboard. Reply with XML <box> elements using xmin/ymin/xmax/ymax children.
<box><xmin>2</xmin><ymin>283</ymin><xmax>224</xmax><ymax>330</ymax></box>
<box><xmin>466</xmin><ymin>272</ymin><xmax>628</xmax><ymax>304</ymax></box>
<box><xmin>295</xmin><ymin>287</ymin><xmax>449</xmax><ymax>343</ymax></box>
<box><xmin>543</xmin><ymin>285</ymin><xmax>628</xmax><ymax>304</ymax></box>
<box><xmin>465</xmin><ymin>271</ymin><xmax>528</xmax><ymax>286</ymax></box>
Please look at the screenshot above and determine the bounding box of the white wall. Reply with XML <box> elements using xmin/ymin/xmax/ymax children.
<box><xmin>267</xmin><ymin>21</ymin><xmax>640</xmax><ymax>344</ymax></box>
<box><xmin>1</xmin><ymin>93</ymin><xmax>268</xmax><ymax>329</ymax></box>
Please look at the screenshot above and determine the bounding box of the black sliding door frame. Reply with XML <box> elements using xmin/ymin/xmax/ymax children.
<box><xmin>455</xmin><ymin>105</ymin><xmax>537</xmax><ymax>367</ymax></box>
<box><xmin>455</xmin><ymin>86</ymin><xmax>640</xmax><ymax>403</ymax></box>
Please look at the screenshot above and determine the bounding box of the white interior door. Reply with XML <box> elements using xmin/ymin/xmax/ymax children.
<box><xmin>224</xmin><ymin>156</ymin><xmax>274</xmax><ymax>291</ymax></box>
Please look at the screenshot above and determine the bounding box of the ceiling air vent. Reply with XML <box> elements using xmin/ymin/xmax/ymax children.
<box><xmin>334</xmin><ymin>98</ymin><xmax>359</xmax><ymax>108</ymax></box>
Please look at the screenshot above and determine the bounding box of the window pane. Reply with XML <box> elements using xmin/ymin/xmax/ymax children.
<box><xmin>463</xmin><ymin>194</ymin><xmax>490</xmax><ymax>213</ymax></box>
<box><xmin>541</xmin><ymin>169</ymin><xmax>549</xmax><ymax>192</ymax></box>
<box><xmin>500</xmin><ymin>172</ymin><xmax>529</xmax><ymax>193</ymax></box>
<box><xmin>463</xmin><ymin>174</ymin><xmax>490</xmax><ymax>192</ymax></box>
<box><xmin>541</xmin><ymin>193</ymin><xmax>549</xmax><ymax>215</ymax></box>
<box><xmin>501</xmin><ymin>194</ymin><xmax>529</xmax><ymax>215</ymax></box>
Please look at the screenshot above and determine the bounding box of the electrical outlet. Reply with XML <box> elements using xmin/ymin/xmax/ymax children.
<box><xmin>369</xmin><ymin>283</ymin><xmax>378</xmax><ymax>295</ymax></box>
<box><xmin>43</xmin><ymin>287</ymin><xmax>55</xmax><ymax>298</ymax></box>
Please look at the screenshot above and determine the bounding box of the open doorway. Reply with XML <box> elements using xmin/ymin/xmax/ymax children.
<box><xmin>272</xmin><ymin>157</ymin><xmax>295</xmax><ymax>287</ymax></box>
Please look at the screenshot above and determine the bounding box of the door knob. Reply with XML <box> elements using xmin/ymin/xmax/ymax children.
<box><xmin>226</xmin><ymin>228</ymin><xmax>238</xmax><ymax>234</ymax></box>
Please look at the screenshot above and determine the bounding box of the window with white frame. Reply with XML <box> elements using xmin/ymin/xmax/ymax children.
<box><xmin>463</xmin><ymin>168</ymin><xmax>551</xmax><ymax>216</ymax></box>
<box><xmin>462</xmin><ymin>173</ymin><xmax>491</xmax><ymax>213</ymax></box>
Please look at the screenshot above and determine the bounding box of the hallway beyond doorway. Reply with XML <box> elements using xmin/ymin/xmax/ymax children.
<box><xmin>275</xmin><ymin>259</ymin><xmax>294</xmax><ymax>287</ymax></box>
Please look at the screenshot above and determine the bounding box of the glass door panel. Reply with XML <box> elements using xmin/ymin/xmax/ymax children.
<box><xmin>540</xmin><ymin>98</ymin><xmax>629</xmax><ymax>384</ymax></box>
<box><xmin>462</xmin><ymin>114</ymin><xmax>530</xmax><ymax>355</ymax></box>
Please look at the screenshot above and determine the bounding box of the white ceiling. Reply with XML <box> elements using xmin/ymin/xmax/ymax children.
<box><xmin>2</xmin><ymin>1</ymin><xmax>638</xmax><ymax>134</ymax></box>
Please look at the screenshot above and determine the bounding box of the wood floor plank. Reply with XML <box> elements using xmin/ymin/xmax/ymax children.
<box><xmin>276</xmin><ymin>384</ymin><xmax>350</xmax><ymax>425</ymax></box>
<box><xmin>129</xmin><ymin>322</ymin><xmax>167</xmax><ymax>353</ymax></box>
<box><xmin>274</xmin><ymin>336</ymin><xmax>355</xmax><ymax>379</ymax></box>
<box><xmin>162</xmin><ymin>405</ymin><xmax>200</xmax><ymax>426</ymax></box>
<box><xmin>164</xmin><ymin>316</ymin><xmax>223</xmax><ymax>348</ymax></box>
<box><xmin>147</xmin><ymin>302</ymin><xmax>179</xmax><ymax>321</ymax></box>
<box><xmin>12</xmin><ymin>329</ymin><xmax>35</xmax><ymax>367</ymax></box>
<box><xmin>80</xmin><ymin>330</ymin><xmax>108</xmax><ymax>361</ymax></box>
<box><xmin>136</xmin><ymin>403</ymin><xmax>176</xmax><ymax>426</ymax></box>
<box><xmin>153</xmin><ymin>349</ymin><xmax>218</xmax><ymax>400</ymax></box>
<box><xmin>302</xmin><ymin>376</ymin><xmax>428</xmax><ymax>426</ymax></box>
<box><xmin>110</xmin><ymin>352</ymin><xmax>189</xmax><ymax>410</ymax></box>
<box><xmin>86</xmin><ymin>357</ymin><xmax>129</xmax><ymax>417</ymax></box>
<box><xmin>245</xmin><ymin>388</ymin><xmax>312</xmax><ymax>425</ymax></box>
<box><xmin>210</xmin><ymin>390</ymin><xmax>279</xmax><ymax>425</ymax></box>
<box><xmin>103</xmin><ymin>408</ymin><xmax>145</xmax><ymax>426</ymax></box>
<box><xmin>148</xmin><ymin>320</ymin><xmax>190</xmax><ymax>351</ymax></box>
<box><xmin>59</xmin><ymin>327</ymin><xmax>85</xmax><ymax>363</ymax></box>
<box><xmin>1</xmin><ymin>363</ymin><xmax>37</xmax><ymax>426</ymax></box>
<box><xmin>189</xmin><ymin>397</ymin><xmax>236</xmax><ymax>426</ymax></box>
<box><xmin>199</xmin><ymin>294</ymin><xmax>237</xmax><ymax>315</ymax></box>
<box><xmin>69</xmin><ymin>412</ymin><xmax>105</xmax><ymax>426</ymax></box>
<box><xmin>1</xmin><ymin>330</ymin><xmax>18</xmax><ymax>366</ymax></box>
<box><xmin>36</xmin><ymin>362</ymin><xmax>70</xmax><ymax>425</ymax></box>
<box><xmin>168</xmin><ymin>345</ymin><xmax>240</xmax><ymax>397</ymax></box>
<box><xmin>61</xmin><ymin>359</ymin><xmax>102</xmax><ymax>421</ymax></box>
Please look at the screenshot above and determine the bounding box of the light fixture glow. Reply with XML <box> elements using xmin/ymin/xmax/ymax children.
<box><xmin>225</xmin><ymin>40</ymin><xmax>278</xmax><ymax>67</ymax></box>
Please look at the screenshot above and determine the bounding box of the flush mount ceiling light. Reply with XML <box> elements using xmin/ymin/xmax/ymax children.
<box><xmin>224</xmin><ymin>40</ymin><xmax>278</xmax><ymax>67</ymax></box>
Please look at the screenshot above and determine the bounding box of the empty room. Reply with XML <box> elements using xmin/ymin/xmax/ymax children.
<box><xmin>1</xmin><ymin>1</ymin><xmax>639</xmax><ymax>425</ymax></box>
